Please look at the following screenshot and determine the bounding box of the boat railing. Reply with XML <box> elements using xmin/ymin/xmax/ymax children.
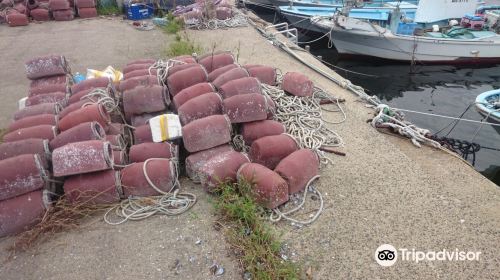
<box><xmin>264</xmin><ymin>22</ymin><xmax>299</xmax><ymax>44</ymax></box>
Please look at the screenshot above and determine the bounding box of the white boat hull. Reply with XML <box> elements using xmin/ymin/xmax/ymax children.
<box><xmin>312</xmin><ymin>17</ymin><xmax>500</xmax><ymax>63</ymax></box>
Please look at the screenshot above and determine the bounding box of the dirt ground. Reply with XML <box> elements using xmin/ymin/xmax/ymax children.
<box><xmin>0</xmin><ymin>13</ymin><xmax>499</xmax><ymax>280</ymax></box>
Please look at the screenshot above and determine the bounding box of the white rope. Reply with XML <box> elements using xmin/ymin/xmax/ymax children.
<box><xmin>261</xmin><ymin>84</ymin><xmax>343</xmax><ymax>165</ymax></box>
<box><xmin>186</xmin><ymin>10</ymin><xmax>248</xmax><ymax>30</ymax></box>
<box><xmin>269</xmin><ymin>175</ymin><xmax>323</xmax><ymax>225</ymax></box>
<box><xmin>232</xmin><ymin>134</ymin><xmax>249</xmax><ymax>153</ymax></box>
<box><xmin>103</xmin><ymin>158</ymin><xmax>197</xmax><ymax>225</ymax></box>
<box><xmin>148</xmin><ymin>59</ymin><xmax>187</xmax><ymax>87</ymax></box>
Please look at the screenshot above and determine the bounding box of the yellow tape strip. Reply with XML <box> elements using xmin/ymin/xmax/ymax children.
<box><xmin>159</xmin><ymin>115</ymin><xmax>169</xmax><ymax>141</ymax></box>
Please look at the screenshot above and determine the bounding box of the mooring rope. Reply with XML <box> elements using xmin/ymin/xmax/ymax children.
<box><xmin>103</xmin><ymin>158</ymin><xmax>197</xmax><ymax>225</ymax></box>
<box><xmin>261</xmin><ymin>84</ymin><xmax>343</xmax><ymax>165</ymax></box>
<box><xmin>270</xmin><ymin>175</ymin><xmax>323</xmax><ymax>225</ymax></box>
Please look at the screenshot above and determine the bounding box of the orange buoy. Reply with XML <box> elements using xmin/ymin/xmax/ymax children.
<box><xmin>249</xmin><ymin>134</ymin><xmax>299</xmax><ymax>169</ymax></box>
<box><xmin>182</xmin><ymin>115</ymin><xmax>232</xmax><ymax>153</ymax></box>
<box><xmin>178</xmin><ymin>92</ymin><xmax>223</xmax><ymax>125</ymax></box>
<box><xmin>237</xmin><ymin>163</ymin><xmax>289</xmax><ymax>209</ymax></box>
<box><xmin>275</xmin><ymin>149</ymin><xmax>319</xmax><ymax>194</ymax></box>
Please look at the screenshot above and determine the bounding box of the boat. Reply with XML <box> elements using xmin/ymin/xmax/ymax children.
<box><xmin>309</xmin><ymin>0</ymin><xmax>500</xmax><ymax>63</ymax></box>
<box><xmin>476</xmin><ymin>89</ymin><xmax>500</xmax><ymax>122</ymax></box>
<box><xmin>270</xmin><ymin>0</ymin><xmax>418</xmax><ymax>9</ymax></box>
<box><xmin>279</xmin><ymin>1</ymin><xmax>417</xmax><ymax>34</ymax></box>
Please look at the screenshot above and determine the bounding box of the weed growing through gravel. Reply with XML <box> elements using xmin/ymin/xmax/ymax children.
<box><xmin>213</xmin><ymin>180</ymin><xmax>300</xmax><ymax>280</ymax></box>
<box><xmin>163</xmin><ymin>13</ymin><xmax>184</xmax><ymax>34</ymax></box>
<box><xmin>166</xmin><ymin>33</ymin><xmax>202</xmax><ymax>57</ymax></box>
<box><xmin>96</xmin><ymin>4</ymin><xmax>121</xmax><ymax>16</ymax></box>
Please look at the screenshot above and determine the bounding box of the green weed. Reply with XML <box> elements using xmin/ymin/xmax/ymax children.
<box><xmin>213</xmin><ymin>180</ymin><xmax>300</xmax><ymax>280</ymax></box>
<box><xmin>0</xmin><ymin>128</ymin><xmax>6</xmax><ymax>143</ymax></box>
<box><xmin>165</xmin><ymin>34</ymin><xmax>202</xmax><ymax>57</ymax></box>
<box><xmin>96</xmin><ymin>3</ymin><xmax>121</xmax><ymax>16</ymax></box>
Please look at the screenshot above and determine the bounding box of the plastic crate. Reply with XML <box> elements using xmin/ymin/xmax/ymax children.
<box><xmin>396</xmin><ymin>22</ymin><xmax>418</xmax><ymax>35</ymax></box>
<box><xmin>125</xmin><ymin>3</ymin><xmax>153</xmax><ymax>20</ymax></box>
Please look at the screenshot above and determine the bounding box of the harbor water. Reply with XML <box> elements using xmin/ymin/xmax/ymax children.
<box><xmin>250</xmin><ymin>6</ymin><xmax>500</xmax><ymax>186</ymax></box>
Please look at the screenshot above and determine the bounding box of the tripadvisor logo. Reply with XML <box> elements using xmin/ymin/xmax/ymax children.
<box><xmin>375</xmin><ymin>244</ymin><xmax>481</xmax><ymax>267</ymax></box>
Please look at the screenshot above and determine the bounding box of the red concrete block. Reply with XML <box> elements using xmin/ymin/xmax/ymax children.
<box><xmin>218</xmin><ymin>77</ymin><xmax>261</xmax><ymax>99</ymax></box>
<box><xmin>7</xmin><ymin>12</ymin><xmax>28</xmax><ymax>26</ymax></box>
<box><xmin>124</xmin><ymin>68</ymin><xmax>157</xmax><ymax>80</ymax></box>
<box><xmin>121</xmin><ymin>159</ymin><xmax>176</xmax><ymax>197</ymax></box>
<box><xmin>58</xmin><ymin>103</ymin><xmax>110</xmax><ymax>132</ymax></box>
<box><xmin>3</xmin><ymin>125</ymin><xmax>57</xmax><ymax>142</ymax></box>
<box><xmin>25</xmin><ymin>55</ymin><xmax>69</xmax><ymax>80</ymax></box>
<box><xmin>282</xmin><ymin>72</ymin><xmax>314</xmax><ymax>97</ymax></box>
<box><xmin>237</xmin><ymin>163</ymin><xmax>289</xmax><ymax>209</ymax></box>
<box><xmin>8</xmin><ymin>114</ymin><xmax>57</xmax><ymax>132</ymax></box>
<box><xmin>123</xmin><ymin>85</ymin><xmax>169</xmax><ymax>117</ymax></box>
<box><xmin>77</xmin><ymin>7</ymin><xmax>97</xmax><ymax>18</ymax></box>
<box><xmin>118</xmin><ymin>75</ymin><xmax>158</xmax><ymax>92</ymax></box>
<box><xmin>129</xmin><ymin>142</ymin><xmax>177</xmax><ymax>163</ymax></box>
<box><xmin>181</xmin><ymin>115</ymin><xmax>232</xmax><ymax>153</ymax></box>
<box><xmin>241</xmin><ymin>120</ymin><xmax>286</xmax><ymax>145</ymax></box>
<box><xmin>25</xmin><ymin>91</ymin><xmax>67</xmax><ymax>107</ymax></box>
<box><xmin>199</xmin><ymin>151</ymin><xmax>249</xmax><ymax>192</ymax></box>
<box><xmin>207</xmin><ymin>63</ymin><xmax>238</xmax><ymax>82</ymax></box>
<box><xmin>53</xmin><ymin>9</ymin><xmax>74</xmax><ymax>21</ymax></box>
<box><xmin>122</xmin><ymin>63</ymin><xmax>153</xmax><ymax>75</ymax></box>
<box><xmin>29</xmin><ymin>83</ymin><xmax>67</xmax><ymax>97</ymax></box>
<box><xmin>52</xmin><ymin>140</ymin><xmax>113</xmax><ymax>177</ymax></box>
<box><xmin>167</xmin><ymin>63</ymin><xmax>198</xmax><ymax>77</ymax></box>
<box><xmin>215</xmin><ymin>7</ymin><xmax>232</xmax><ymax>20</ymax></box>
<box><xmin>249</xmin><ymin>134</ymin><xmax>299</xmax><ymax>169</ymax></box>
<box><xmin>167</xmin><ymin>64</ymin><xmax>208</xmax><ymax>97</ymax></box>
<box><xmin>178</xmin><ymin>92</ymin><xmax>222</xmax><ymax>125</ymax></box>
<box><xmin>247</xmin><ymin>66</ymin><xmax>277</xmax><ymax>86</ymax></box>
<box><xmin>133</xmin><ymin>124</ymin><xmax>153</xmax><ymax>144</ymax></box>
<box><xmin>49</xmin><ymin>121</ymin><xmax>105</xmax><ymax>150</ymax></box>
<box><xmin>13</xmin><ymin>102</ymin><xmax>61</xmax><ymax>120</ymax></box>
<box><xmin>222</xmin><ymin>93</ymin><xmax>268</xmax><ymax>123</ymax></box>
<box><xmin>172</xmin><ymin>82</ymin><xmax>215</xmax><ymax>110</ymax></box>
<box><xmin>275</xmin><ymin>149</ymin><xmax>319</xmax><ymax>194</ymax></box>
<box><xmin>30</xmin><ymin>75</ymin><xmax>68</xmax><ymax>89</ymax></box>
<box><xmin>0</xmin><ymin>154</ymin><xmax>48</xmax><ymax>201</ymax></box>
<box><xmin>64</xmin><ymin>170</ymin><xmax>121</xmax><ymax>205</ymax></box>
<box><xmin>70</xmin><ymin>77</ymin><xmax>110</xmax><ymax>95</ymax></box>
<box><xmin>212</xmin><ymin>67</ymin><xmax>249</xmax><ymax>89</ymax></box>
<box><xmin>30</xmin><ymin>8</ymin><xmax>50</xmax><ymax>21</ymax></box>
<box><xmin>0</xmin><ymin>190</ymin><xmax>49</xmax><ymax>238</ymax></box>
<box><xmin>75</xmin><ymin>0</ymin><xmax>94</xmax><ymax>8</ymax></box>
<box><xmin>198</xmin><ymin>52</ymin><xmax>234</xmax><ymax>73</ymax></box>
<box><xmin>185</xmin><ymin>144</ymin><xmax>233</xmax><ymax>182</ymax></box>
<box><xmin>0</xmin><ymin>139</ymin><xmax>51</xmax><ymax>167</ymax></box>
<box><xmin>49</xmin><ymin>0</ymin><xmax>70</xmax><ymax>10</ymax></box>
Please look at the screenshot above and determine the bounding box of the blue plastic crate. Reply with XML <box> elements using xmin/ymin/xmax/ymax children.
<box><xmin>397</xmin><ymin>22</ymin><xmax>418</xmax><ymax>35</ymax></box>
<box><xmin>125</xmin><ymin>3</ymin><xmax>153</xmax><ymax>20</ymax></box>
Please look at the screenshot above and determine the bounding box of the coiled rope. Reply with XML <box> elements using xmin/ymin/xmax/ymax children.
<box><xmin>261</xmin><ymin>84</ymin><xmax>344</xmax><ymax>165</ymax></box>
<box><xmin>148</xmin><ymin>59</ymin><xmax>187</xmax><ymax>87</ymax></box>
<box><xmin>186</xmin><ymin>10</ymin><xmax>248</xmax><ymax>30</ymax></box>
<box><xmin>103</xmin><ymin>158</ymin><xmax>197</xmax><ymax>225</ymax></box>
<box><xmin>270</xmin><ymin>175</ymin><xmax>323</xmax><ymax>225</ymax></box>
